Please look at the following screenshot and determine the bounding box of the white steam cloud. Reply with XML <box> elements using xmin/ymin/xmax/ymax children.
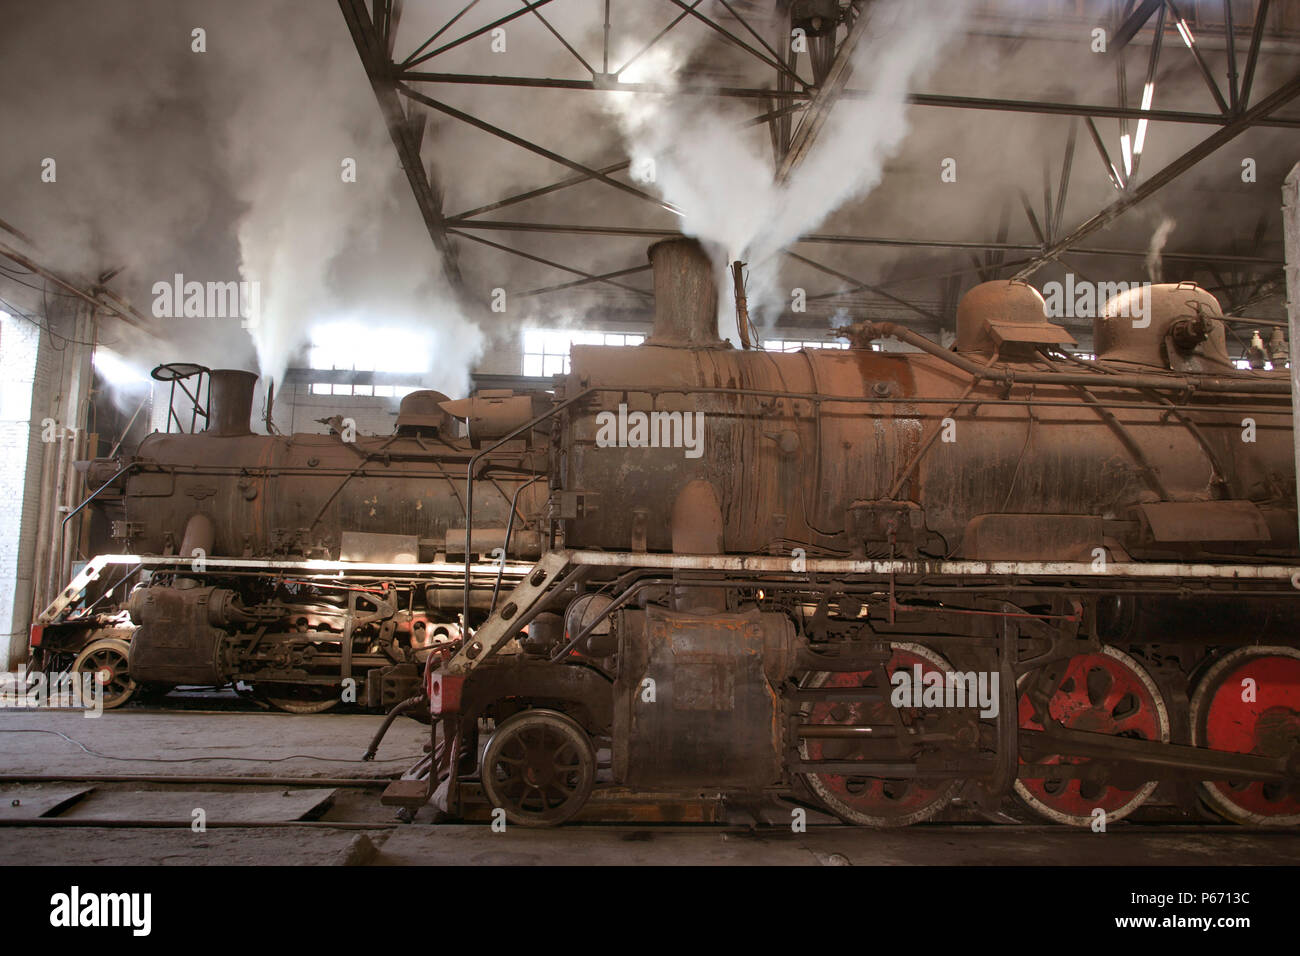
<box><xmin>0</xmin><ymin>0</ymin><xmax>482</xmax><ymax>406</ymax></box>
<box><xmin>607</xmin><ymin>0</ymin><xmax>972</xmax><ymax>333</ymax></box>
<box><xmin>218</xmin><ymin>12</ymin><xmax>482</xmax><ymax>394</ymax></box>
<box><xmin>1146</xmin><ymin>217</ymin><xmax>1177</xmax><ymax>283</ymax></box>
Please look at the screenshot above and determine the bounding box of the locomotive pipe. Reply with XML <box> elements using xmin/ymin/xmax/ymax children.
<box><xmin>864</xmin><ymin>321</ymin><xmax>1291</xmax><ymax>394</ymax></box>
<box><xmin>362</xmin><ymin>693</ymin><xmax>427</xmax><ymax>761</ymax></box>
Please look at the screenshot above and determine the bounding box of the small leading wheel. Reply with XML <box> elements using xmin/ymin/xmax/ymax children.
<box><xmin>798</xmin><ymin>643</ymin><xmax>961</xmax><ymax>827</ymax></box>
<box><xmin>1015</xmin><ymin>646</ymin><xmax>1170</xmax><ymax>827</ymax></box>
<box><xmin>258</xmin><ymin>684</ymin><xmax>340</xmax><ymax>714</ymax></box>
<box><xmin>1190</xmin><ymin>645</ymin><xmax>1300</xmax><ymax>826</ymax></box>
<box><xmin>73</xmin><ymin>638</ymin><xmax>136</xmax><ymax>709</ymax></box>
<box><xmin>481</xmin><ymin>709</ymin><xmax>596</xmax><ymax>827</ymax></box>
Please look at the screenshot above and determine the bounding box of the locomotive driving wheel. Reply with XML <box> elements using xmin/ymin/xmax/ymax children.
<box><xmin>1189</xmin><ymin>645</ymin><xmax>1300</xmax><ymax>826</ymax></box>
<box><xmin>798</xmin><ymin>643</ymin><xmax>960</xmax><ymax>827</ymax></box>
<box><xmin>481</xmin><ymin>709</ymin><xmax>596</xmax><ymax>827</ymax></box>
<box><xmin>73</xmin><ymin>638</ymin><xmax>137</xmax><ymax>710</ymax></box>
<box><xmin>1015</xmin><ymin>646</ymin><xmax>1169</xmax><ymax>827</ymax></box>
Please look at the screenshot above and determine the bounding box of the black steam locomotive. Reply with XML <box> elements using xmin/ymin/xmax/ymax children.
<box><xmin>35</xmin><ymin>238</ymin><xmax>1300</xmax><ymax>828</ymax></box>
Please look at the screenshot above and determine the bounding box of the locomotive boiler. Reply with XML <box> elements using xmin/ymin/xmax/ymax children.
<box><xmin>36</xmin><ymin>236</ymin><xmax>1300</xmax><ymax>830</ymax></box>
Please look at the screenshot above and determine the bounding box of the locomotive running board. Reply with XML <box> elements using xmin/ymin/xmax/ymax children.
<box><xmin>563</xmin><ymin>550</ymin><xmax>1300</xmax><ymax>583</ymax></box>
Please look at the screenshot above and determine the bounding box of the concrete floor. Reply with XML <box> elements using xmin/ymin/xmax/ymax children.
<box><xmin>1</xmin><ymin>707</ymin><xmax>1298</xmax><ymax>866</ymax></box>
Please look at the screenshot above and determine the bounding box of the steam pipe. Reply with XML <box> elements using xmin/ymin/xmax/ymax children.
<box><xmin>863</xmin><ymin>321</ymin><xmax>1291</xmax><ymax>395</ymax></box>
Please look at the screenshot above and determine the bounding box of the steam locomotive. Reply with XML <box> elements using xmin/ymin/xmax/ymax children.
<box><xmin>34</xmin><ymin>238</ymin><xmax>1300</xmax><ymax>828</ymax></box>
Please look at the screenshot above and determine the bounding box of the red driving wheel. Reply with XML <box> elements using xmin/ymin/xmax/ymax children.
<box><xmin>1190</xmin><ymin>646</ymin><xmax>1300</xmax><ymax>826</ymax></box>
<box><xmin>799</xmin><ymin>643</ymin><xmax>960</xmax><ymax>827</ymax></box>
<box><xmin>1015</xmin><ymin>646</ymin><xmax>1169</xmax><ymax>827</ymax></box>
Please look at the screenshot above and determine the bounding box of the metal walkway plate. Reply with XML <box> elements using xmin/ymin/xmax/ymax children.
<box><xmin>57</xmin><ymin>788</ymin><xmax>337</xmax><ymax>824</ymax></box>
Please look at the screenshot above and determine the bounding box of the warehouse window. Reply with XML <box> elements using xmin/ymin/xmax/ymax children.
<box><xmin>522</xmin><ymin>328</ymin><xmax>645</xmax><ymax>376</ymax></box>
<box><xmin>308</xmin><ymin>323</ymin><xmax>428</xmax><ymax>396</ymax></box>
<box><xmin>309</xmin><ymin>382</ymin><xmax>421</xmax><ymax>398</ymax></box>
<box><xmin>763</xmin><ymin>339</ymin><xmax>852</xmax><ymax>352</ymax></box>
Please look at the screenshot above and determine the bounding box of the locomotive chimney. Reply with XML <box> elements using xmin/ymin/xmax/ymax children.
<box><xmin>206</xmin><ymin>369</ymin><xmax>258</xmax><ymax>436</ymax></box>
<box><xmin>647</xmin><ymin>237</ymin><xmax>723</xmax><ymax>347</ymax></box>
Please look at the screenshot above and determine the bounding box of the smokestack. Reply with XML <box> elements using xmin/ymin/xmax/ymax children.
<box><xmin>647</xmin><ymin>238</ymin><xmax>722</xmax><ymax>347</ymax></box>
<box><xmin>206</xmin><ymin>369</ymin><xmax>258</xmax><ymax>436</ymax></box>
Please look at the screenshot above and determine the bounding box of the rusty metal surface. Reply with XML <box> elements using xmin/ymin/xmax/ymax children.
<box><xmin>1136</xmin><ymin>500</ymin><xmax>1271</xmax><ymax>543</ymax></box>
<box><xmin>560</xmin><ymin>314</ymin><xmax>1294</xmax><ymax>562</ymax></box>
<box><xmin>113</xmin><ymin>399</ymin><xmax>548</xmax><ymax>562</ymax></box>
<box><xmin>614</xmin><ymin>607</ymin><xmax>791</xmax><ymax>790</ymax></box>
<box><xmin>645</xmin><ymin>238</ymin><xmax>722</xmax><ymax>347</ymax></box>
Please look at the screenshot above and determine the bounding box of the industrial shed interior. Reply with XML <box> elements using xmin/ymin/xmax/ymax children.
<box><xmin>2</xmin><ymin>0</ymin><xmax>1300</xmax><ymax>874</ymax></box>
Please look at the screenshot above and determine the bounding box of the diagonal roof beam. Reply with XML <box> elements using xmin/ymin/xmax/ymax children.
<box><xmin>521</xmin><ymin>264</ymin><xmax>653</xmax><ymax>298</ymax></box>
<box><xmin>520</xmin><ymin>0</ymin><xmax>596</xmax><ymax>76</ymax></box>
<box><xmin>447</xmin><ymin>228</ymin><xmax>653</xmax><ymax>298</ymax></box>
<box><xmin>1239</xmin><ymin>0</ymin><xmax>1272</xmax><ymax>111</ymax></box>
<box><xmin>784</xmin><ymin>250</ymin><xmax>942</xmax><ymax>323</ymax></box>
<box><xmin>403</xmin><ymin>0</ymin><xmax>557</xmax><ymax>69</ymax></box>
<box><xmin>1013</xmin><ymin>73</ymin><xmax>1300</xmax><ymax>279</ymax></box>
<box><xmin>445</xmin><ymin>100</ymin><xmax>803</xmax><ymax>222</ymax></box>
<box><xmin>450</xmin><ymin>161</ymin><xmax>632</xmax><ymax>221</ymax></box>
<box><xmin>663</xmin><ymin>0</ymin><xmax>808</xmax><ymax>90</ymax></box>
<box><xmin>1111</xmin><ymin>0</ymin><xmax>1163</xmax><ymax>52</ymax></box>
<box><xmin>398</xmin><ymin>84</ymin><xmax>683</xmax><ymax>217</ymax></box>
<box><xmin>338</xmin><ymin>0</ymin><xmax>462</xmax><ymax>287</ymax></box>
<box><xmin>398</xmin><ymin>0</ymin><xmax>482</xmax><ymax>68</ymax></box>
<box><xmin>1165</xmin><ymin>0</ymin><xmax>1230</xmax><ymax>115</ymax></box>
<box><xmin>776</xmin><ymin>8</ymin><xmax>870</xmax><ymax>183</ymax></box>
<box><xmin>614</xmin><ymin>0</ymin><xmax>702</xmax><ymax>76</ymax></box>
